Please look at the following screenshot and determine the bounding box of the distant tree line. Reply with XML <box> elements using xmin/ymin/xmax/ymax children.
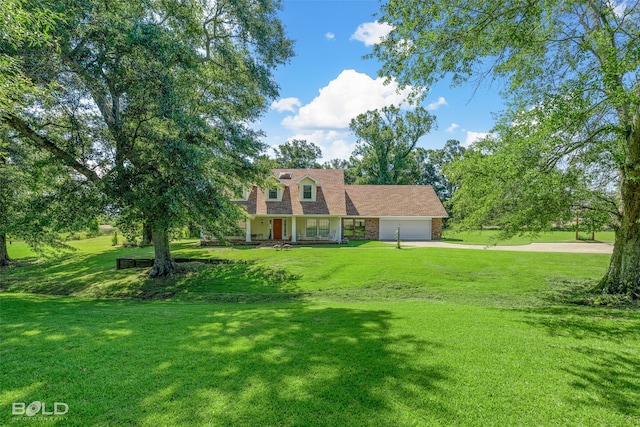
<box><xmin>263</xmin><ymin>105</ymin><xmax>467</xmax><ymax>203</ymax></box>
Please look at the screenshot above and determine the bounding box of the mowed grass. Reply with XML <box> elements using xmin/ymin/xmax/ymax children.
<box><xmin>443</xmin><ymin>229</ymin><xmax>616</xmax><ymax>245</ymax></box>
<box><xmin>1</xmin><ymin>236</ymin><xmax>639</xmax><ymax>426</ymax></box>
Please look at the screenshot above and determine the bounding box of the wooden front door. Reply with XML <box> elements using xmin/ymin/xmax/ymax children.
<box><xmin>273</xmin><ymin>219</ymin><xmax>283</xmax><ymax>240</ymax></box>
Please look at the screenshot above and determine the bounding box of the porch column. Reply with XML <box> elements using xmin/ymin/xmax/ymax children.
<box><xmin>337</xmin><ymin>217</ymin><xmax>342</xmax><ymax>243</ymax></box>
<box><xmin>245</xmin><ymin>219</ymin><xmax>252</xmax><ymax>242</ymax></box>
<box><xmin>291</xmin><ymin>216</ymin><xmax>297</xmax><ymax>242</ymax></box>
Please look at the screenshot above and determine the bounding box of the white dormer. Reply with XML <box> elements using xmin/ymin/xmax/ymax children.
<box><xmin>295</xmin><ymin>175</ymin><xmax>320</xmax><ymax>202</ymax></box>
<box><xmin>263</xmin><ymin>176</ymin><xmax>288</xmax><ymax>202</ymax></box>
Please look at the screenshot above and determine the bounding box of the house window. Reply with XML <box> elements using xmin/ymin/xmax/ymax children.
<box><xmin>303</xmin><ymin>184</ymin><xmax>312</xmax><ymax>200</ymax></box>
<box><xmin>343</xmin><ymin>219</ymin><xmax>365</xmax><ymax>237</ymax></box>
<box><xmin>268</xmin><ymin>188</ymin><xmax>278</xmax><ymax>200</ymax></box>
<box><xmin>318</xmin><ymin>219</ymin><xmax>329</xmax><ymax>237</ymax></box>
<box><xmin>305</xmin><ymin>218</ymin><xmax>330</xmax><ymax>238</ymax></box>
<box><xmin>306</xmin><ymin>219</ymin><xmax>317</xmax><ymax>237</ymax></box>
<box><xmin>344</xmin><ymin>220</ymin><xmax>354</xmax><ymax>236</ymax></box>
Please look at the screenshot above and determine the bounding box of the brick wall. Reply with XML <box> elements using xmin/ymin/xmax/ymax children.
<box><xmin>431</xmin><ymin>218</ymin><xmax>443</xmax><ymax>240</ymax></box>
<box><xmin>365</xmin><ymin>218</ymin><xmax>379</xmax><ymax>240</ymax></box>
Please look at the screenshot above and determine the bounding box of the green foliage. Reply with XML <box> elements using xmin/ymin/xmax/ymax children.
<box><xmin>0</xmin><ymin>0</ymin><xmax>62</xmax><ymax>111</ymax></box>
<box><xmin>445</xmin><ymin>134</ymin><xmax>577</xmax><ymax>235</ymax></box>
<box><xmin>111</xmin><ymin>231</ymin><xmax>118</xmax><ymax>247</ymax></box>
<box><xmin>349</xmin><ymin>104</ymin><xmax>434</xmax><ymax>184</ymax></box>
<box><xmin>322</xmin><ymin>158</ymin><xmax>359</xmax><ymax>183</ymax></box>
<box><xmin>0</xmin><ymin>137</ymin><xmax>103</xmax><ymax>254</ymax></box>
<box><xmin>415</xmin><ymin>139</ymin><xmax>465</xmax><ymax>200</ymax></box>
<box><xmin>374</xmin><ymin>0</ymin><xmax>640</xmax><ymax>294</ymax></box>
<box><xmin>273</xmin><ymin>139</ymin><xmax>322</xmax><ymax>168</ymax></box>
<box><xmin>253</xmin><ymin>154</ymin><xmax>280</xmax><ymax>172</ymax></box>
<box><xmin>1</xmin><ymin>0</ymin><xmax>294</xmax><ymax>275</ymax></box>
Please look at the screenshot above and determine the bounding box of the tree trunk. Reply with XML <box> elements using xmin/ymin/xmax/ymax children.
<box><xmin>148</xmin><ymin>228</ymin><xmax>176</xmax><ymax>278</ymax></box>
<box><xmin>141</xmin><ymin>222</ymin><xmax>153</xmax><ymax>247</ymax></box>
<box><xmin>0</xmin><ymin>234</ymin><xmax>10</xmax><ymax>267</ymax></box>
<box><xmin>597</xmin><ymin>127</ymin><xmax>640</xmax><ymax>298</ymax></box>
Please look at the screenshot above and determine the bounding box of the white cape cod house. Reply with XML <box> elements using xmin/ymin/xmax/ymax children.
<box><xmin>230</xmin><ymin>168</ymin><xmax>448</xmax><ymax>243</ymax></box>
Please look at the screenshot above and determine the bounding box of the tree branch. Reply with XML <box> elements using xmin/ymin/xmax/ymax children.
<box><xmin>0</xmin><ymin>113</ymin><xmax>100</xmax><ymax>182</ymax></box>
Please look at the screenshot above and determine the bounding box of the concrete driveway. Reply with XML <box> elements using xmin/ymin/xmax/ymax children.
<box><xmin>391</xmin><ymin>241</ymin><xmax>614</xmax><ymax>254</ymax></box>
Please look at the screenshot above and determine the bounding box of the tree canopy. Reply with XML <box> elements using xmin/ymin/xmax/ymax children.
<box><xmin>274</xmin><ymin>139</ymin><xmax>322</xmax><ymax>168</ymax></box>
<box><xmin>349</xmin><ymin>104</ymin><xmax>435</xmax><ymax>184</ymax></box>
<box><xmin>0</xmin><ymin>136</ymin><xmax>101</xmax><ymax>265</ymax></box>
<box><xmin>374</xmin><ymin>0</ymin><xmax>640</xmax><ymax>296</ymax></box>
<box><xmin>1</xmin><ymin>0</ymin><xmax>293</xmax><ymax>276</ymax></box>
<box><xmin>415</xmin><ymin>139</ymin><xmax>465</xmax><ymax>200</ymax></box>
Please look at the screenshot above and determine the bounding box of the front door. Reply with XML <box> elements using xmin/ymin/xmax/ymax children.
<box><xmin>273</xmin><ymin>219</ymin><xmax>283</xmax><ymax>240</ymax></box>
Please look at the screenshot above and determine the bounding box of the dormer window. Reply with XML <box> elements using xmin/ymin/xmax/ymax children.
<box><xmin>296</xmin><ymin>174</ymin><xmax>320</xmax><ymax>202</ymax></box>
<box><xmin>303</xmin><ymin>185</ymin><xmax>312</xmax><ymax>200</ymax></box>
<box><xmin>264</xmin><ymin>175</ymin><xmax>287</xmax><ymax>202</ymax></box>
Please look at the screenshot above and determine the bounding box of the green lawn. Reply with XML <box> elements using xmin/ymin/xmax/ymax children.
<box><xmin>1</xmin><ymin>237</ymin><xmax>639</xmax><ymax>426</ymax></box>
<box><xmin>443</xmin><ymin>229</ymin><xmax>616</xmax><ymax>245</ymax></box>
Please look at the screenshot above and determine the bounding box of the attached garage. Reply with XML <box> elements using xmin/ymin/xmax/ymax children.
<box><xmin>379</xmin><ymin>218</ymin><xmax>432</xmax><ymax>241</ymax></box>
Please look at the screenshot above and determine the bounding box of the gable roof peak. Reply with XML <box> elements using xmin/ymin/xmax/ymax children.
<box><xmin>295</xmin><ymin>174</ymin><xmax>321</xmax><ymax>185</ymax></box>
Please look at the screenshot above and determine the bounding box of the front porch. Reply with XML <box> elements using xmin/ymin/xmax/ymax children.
<box><xmin>243</xmin><ymin>215</ymin><xmax>342</xmax><ymax>243</ymax></box>
<box><xmin>200</xmin><ymin>238</ymin><xmax>340</xmax><ymax>247</ymax></box>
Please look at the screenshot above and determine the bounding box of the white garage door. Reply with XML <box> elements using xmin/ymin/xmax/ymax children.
<box><xmin>379</xmin><ymin>219</ymin><xmax>432</xmax><ymax>241</ymax></box>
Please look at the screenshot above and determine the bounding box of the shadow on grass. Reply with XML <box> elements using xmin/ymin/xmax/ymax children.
<box><xmin>0</xmin><ymin>238</ymin><xmax>172</xmax><ymax>288</ymax></box>
<box><xmin>1</xmin><ymin>296</ymin><xmax>450</xmax><ymax>426</ymax></box>
<box><xmin>541</xmin><ymin>278</ymin><xmax>640</xmax><ymax>309</ymax></box>
<box><xmin>0</xmin><ymin>249</ymin><xmax>127</xmax><ymax>295</ymax></box>
<box><xmin>517</xmin><ymin>303</ymin><xmax>640</xmax><ymax>420</ymax></box>
<box><xmin>169</xmin><ymin>262</ymin><xmax>304</xmax><ymax>303</ymax></box>
<box><xmin>1</xmin><ymin>242</ymin><xmax>305</xmax><ymax>302</ymax></box>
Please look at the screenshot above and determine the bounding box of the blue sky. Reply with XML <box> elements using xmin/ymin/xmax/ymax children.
<box><xmin>257</xmin><ymin>0</ymin><xmax>506</xmax><ymax>162</ymax></box>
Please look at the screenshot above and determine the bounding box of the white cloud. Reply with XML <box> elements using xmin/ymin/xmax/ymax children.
<box><xmin>281</xmin><ymin>69</ymin><xmax>414</xmax><ymax>130</ymax></box>
<box><xmin>271</xmin><ymin>97</ymin><xmax>301</xmax><ymax>113</ymax></box>
<box><xmin>465</xmin><ymin>131</ymin><xmax>491</xmax><ymax>147</ymax></box>
<box><xmin>350</xmin><ymin>21</ymin><xmax>393</xmax><ymax>47</ymax></box>
<box><xmin>446</xmin><ymin>123</ymin><xmax>460</xmax><ymax>133</ymax></box>
<box><xmin>325</xmin><ymin>32</ymin><xmax>335</xmax><ymax>41</ymax></box>
<box><xmin>426</xmin><ymin>96</ymin><xmax>447</xmax><ymax>111</ymax></box>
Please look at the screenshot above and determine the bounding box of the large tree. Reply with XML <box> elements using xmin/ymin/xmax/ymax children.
<box><xmin>2</xmin><ymin>0</ymin><xmax>293</xmax><ymax>276</ymax></box>
<box><xmin>374</xmin><ymin>0</ymin><xmax>640</xmax><ymax>297</ymax></box>
<box><xmin>274</xmin><ymin>139</ymin><xmax>322</xmax><ymax>168</ymax></box>
<box><xmin>349</xmin><ymin>104</ymin><xmax>434</xmax><ymax>184</ymax></box>
<box><xmin>415</xmin><ymin>139</ymin><xmax>466</xmax><ymax>200</ymax></box>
